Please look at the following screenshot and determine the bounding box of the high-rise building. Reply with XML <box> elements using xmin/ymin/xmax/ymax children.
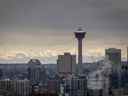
<box><xmin>32</xmin><ymin>80</ymin><xmax>59</xmax><ymax>96</ymax></box>
<box><xmin>106</xmin><ymin>48</ymin><xmax>122</xmax><ymax>94</ymax></box>
<box><xmin>105</xmin><ymin>48</ymin><xmax>121</xmax><ymax>65</ymax></box>
<box><xmin>57</xmin><ymin>53</ymin><xmax>76</xmax><ymax>77</ymax></box>
<box><xmin>60</xmin><ymin>78</ymin><xmax>87</xmax><ymax>96</ymax></box>
<box><xmin>0</xmin><ymin>79</ymin><xmax>32</xmax><ymax>96</ymax></box>
<box><xmin>13</xmin><ymin>80</ymin><xmax>32</xmax><ymax>96</ymax></box>
<box><xmin>0</xmin><ymin>79</ymin><xmax>15</xmax><ymax>96</ymax></box>
<box><xmin>28</xmin><ymin>59</ymin><xmax>45</xmax><ymax>85</ymax></box>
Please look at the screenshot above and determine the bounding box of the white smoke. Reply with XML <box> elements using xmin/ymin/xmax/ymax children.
<box><xmin>87</xmin><ymin>56</ymin><xmax>112</xmax><ymax>90</ymax></box>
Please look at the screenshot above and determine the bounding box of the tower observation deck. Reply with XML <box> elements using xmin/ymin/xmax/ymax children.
<box><xmin>74</xmin><ymin>26</ymin><xmax>86</xmax><ymax>65</ymax></box>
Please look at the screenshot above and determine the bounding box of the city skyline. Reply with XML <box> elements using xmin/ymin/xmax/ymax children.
<box><xmin>0</xmin><ymin>0</ymin><xmax>128</xmax><ymax>63</ymax></box>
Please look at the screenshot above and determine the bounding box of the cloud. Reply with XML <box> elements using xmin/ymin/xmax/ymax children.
<box><xmin>0</xmin><ymin>0</ymin><xmax>127</xmax><ymax>32</ymax></box>
<box><xmin>15</xmin><ymin>53</ymin><xmax>28</xmax><ymax>59</ymax></box>
<box><xmin>0</xmin><ymin>0</ymin><xmax>127</xmax><ymax>63</ymax></box>
<box><xmin>0</xmin><ymin>53</ymin><xmax>30</xmax><ymax>63</ymax></box>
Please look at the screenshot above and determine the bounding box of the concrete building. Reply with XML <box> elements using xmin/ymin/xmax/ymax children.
<box><xmin>57</xmin><ymin>53</ymin><xmax>76</xmax><ymax>77</ymax></box>
<box><xmin>0</xmin><ymin>79</ymin><xmax>31</xmax><ymax>96</ymax></box>
<box><xmin>0</xmin><ymin>79</ymin><xmax>15</xmax><ymax>96</ymax></box>
<box><xmin>105</xmin><ymin>48</ymin><xmax>122</xmax><ymax>96</ymax></box>
<box><xmin>32</xmin><ymin>80</ymin><xmax>59</xmax><ymax>96</ymax></box>
<box><xmin>13</xmin><ymin>80</ymin><xmax>32</xmax><ymax>96</ymax></box>
<box><xmin>60</xmin><ymin>77</ymin><xmax>87</xmax><ymax>96</ymax></box>
<box><xmin>105</xmin><ymin>48</ymin><xmax>121</xmax><ymax>65</ymax></box>
<box><xmin>28</xmin><ymin>59</ymin><xmax>45</xmax><ymax>85</ymax></box>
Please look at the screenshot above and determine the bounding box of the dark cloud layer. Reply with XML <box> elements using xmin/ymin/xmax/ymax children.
<box><xmin>0</xmin><ymin>0</ymin><xmax>128</xmax><ymax>63</ymax></box>
<box><xmin>0</xmin><ymin>0</ymin><xmax>128</xmax><ymax>30</ymax></box>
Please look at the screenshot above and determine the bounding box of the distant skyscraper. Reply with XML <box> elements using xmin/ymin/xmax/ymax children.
<box><xmin>105</xmin><ymin>48</ymin><xmax>121</xmax><ymax>65</ymax></box>
<box><xmin>28</xmin><ymin>59</ymin><xmax>44</xmax><ymax>85</ymax></box>
<box><xmin>105</xmin><ymin>48</ymin><xmax>121</xmax><ymax>90</ymax></box>
<box><xmin>57</xmin><ymin>53</ymin><xmax>76</xmax><ymax>77</ymax></box>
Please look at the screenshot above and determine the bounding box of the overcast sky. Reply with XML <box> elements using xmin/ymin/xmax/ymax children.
<box><xmin>0</xmin><ymin>0</ymin><xmax>128</xmax><ymax>63</ymax></box>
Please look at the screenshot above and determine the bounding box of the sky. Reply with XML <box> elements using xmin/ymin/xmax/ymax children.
<box><xmin>0</xmin><ymin>0</ymin><xmax>128</xmax><ymax>63</ymax></box>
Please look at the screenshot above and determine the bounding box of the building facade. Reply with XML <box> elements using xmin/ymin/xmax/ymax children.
<box><xmin>0</xmin><ymin>79</ymin><xmax>32</xmax><ymax>96</ymax></box>
<box><xmin>13</xmin><ymin>80</ymin><xmax>32</xmax><ymax>96</ymax></box>
<box><xmin>0</xmin><ymin>79</ymin><xmax>15</xmax><ymax>96</ymax></box>
<box><xmin>105</xmin><ymin>48</ymin><xmax>121</xmax><ymax>66</ymax></box>
<box><xmin>105</xmin><ymin>48</ymin><xmax>122</xmax><ymax>96</ymax></box>
<box><xmin>57</xmin><ymin>53</ymin><xmax>76</xmax><ymax>77</ymax></box>
<box><xmin>60</xmin><ymin>78</ymin><xmax>87</xmax><ymax>96</ymax></box>
<box><xmin>28</xmin><ymin>59</ymin><xmax>45</xmax><ymax>85</ymax></box>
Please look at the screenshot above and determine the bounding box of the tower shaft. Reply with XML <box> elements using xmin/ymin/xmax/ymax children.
<box><xmin>74</xmin><ymin>26</ymin><xmax>86</xmax><ymax>75</ymax></box>
<box><xmin>78</xmin><ymin>38</ymin><xmax>83</xmax><ymax>65</ymax></box>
